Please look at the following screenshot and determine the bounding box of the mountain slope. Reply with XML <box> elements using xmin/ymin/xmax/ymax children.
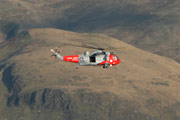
<box><xmin>0</xmin><ymin>28</ymin><xmax>180</xmax><ymax>120</ymax></box>
<box><xmin>0</xmin><ymin>0</ymin><xmax>180</xmax><ymax>62</ymax></box>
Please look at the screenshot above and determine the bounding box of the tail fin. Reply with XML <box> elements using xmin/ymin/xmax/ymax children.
<box><xmin>51</xmin><ymin>49</ymin><xmax>63</xmax><ymax>60</ymax></box>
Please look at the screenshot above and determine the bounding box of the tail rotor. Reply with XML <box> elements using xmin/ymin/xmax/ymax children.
<box><xmin>50</xmin><ymin>48</ymin><xmax>61</xmax><ymax>58</ymax></box>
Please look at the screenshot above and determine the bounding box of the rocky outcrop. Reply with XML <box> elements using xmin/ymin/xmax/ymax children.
<box><xmin>0</xmin><ymin>20</ymin><xmax>19</xmax><ymax>40</ymax></box>
<box><xmin>0</xmin><ymin>64</ymin><xmax>155</xmax><ymax>120</ymax></box>
<box><xmin>2</xmin><ymin>64</ymin><xmax>25</xmax><ymax>93</ymax></box>
<box><xmin>7</xmin><ymin>88</ymin><xmax>155</xmax><ymax>120</ymax></box>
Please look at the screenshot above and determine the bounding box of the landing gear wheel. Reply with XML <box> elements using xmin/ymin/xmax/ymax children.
<box><xmin>103</xmin><ymin>63</ymin><xmax>110</xmax><ymax>68</ymax></box>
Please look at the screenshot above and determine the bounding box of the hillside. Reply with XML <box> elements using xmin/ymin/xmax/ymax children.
<box><xmin>0</xmin><ymin>0</ymin><xmax>180</xmax><ymax>63</ymax></box>
<box><xmin>0</xmin><ymin>28</ymin><xmax>180</xmax><ymax>120</ymax></box>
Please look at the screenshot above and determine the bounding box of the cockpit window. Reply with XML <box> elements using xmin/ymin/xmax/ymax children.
<box><xmin>113</xmin><ymin>56</ymin><xmax>117</xmax><ymax>60</ymax></box>
<box><xmin>113</xmin><ymin>56</ymin><xmax>119</xmax><ymax>60</ymax></box>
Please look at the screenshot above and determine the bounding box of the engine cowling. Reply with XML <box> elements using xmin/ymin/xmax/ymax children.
<box><xmin>84</xmin><ymin>51</ymin><xmax>90</xmax><ymax>56</ymax></box>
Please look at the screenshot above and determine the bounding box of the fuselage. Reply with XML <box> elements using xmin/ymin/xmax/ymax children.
<box><xmin>62</xmin><ymin>51</ymin><xmax>120</xmax><ymax>66</ymax></box>
<box><xmin>51</xmin><ymin>49</ymin><xmax>120</xmax><ymax>68</ymax></box>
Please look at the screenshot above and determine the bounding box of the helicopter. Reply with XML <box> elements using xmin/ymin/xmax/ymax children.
<box><xmin>50</xmin><ymin>44</ymin><xmax>121</xmax><ymax>68</ymax></box>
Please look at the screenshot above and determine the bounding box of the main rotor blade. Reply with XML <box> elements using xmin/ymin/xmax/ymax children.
<box><xmin>63</xmin><ymin>43</ymin><xmax>128</xmax><ymax>51</ymax></box>
<box><xmin>63</xmin><ymin>43</ymin><xmax>102</xmax><ymax>50</ymax></box>
<box><xmin>103</xmin><ymin>47</ymin><xmax>128</xmax><ymax>50</ymax></box>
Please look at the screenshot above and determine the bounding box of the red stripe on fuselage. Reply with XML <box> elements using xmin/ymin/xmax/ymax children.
<box><xmin>63</xmin><ymin>55</ymin><xmax>79</xmax><ymax>63</ymax></box>
<box><xmin>99</xmin><ymin>60</ymin><xmax>109</xmax><ymax>65</ymax></box>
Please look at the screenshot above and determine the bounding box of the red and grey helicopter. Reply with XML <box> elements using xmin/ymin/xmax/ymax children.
<box><xmin>50</xmin><ymin>44</ymin><xmax>121</xmax><ymax>68</ymax></box>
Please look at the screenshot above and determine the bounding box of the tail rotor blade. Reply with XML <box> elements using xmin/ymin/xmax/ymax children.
<box><xmin>50</xmin><ymin>49</ymin><xmax>58</xmax><ymax>58</ymax></box>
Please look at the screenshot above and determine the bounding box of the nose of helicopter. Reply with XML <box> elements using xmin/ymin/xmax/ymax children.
<box><xmin>117</xmin><ymin>58</ymin><xmax>121</xmax><ymax>64</ymax></box>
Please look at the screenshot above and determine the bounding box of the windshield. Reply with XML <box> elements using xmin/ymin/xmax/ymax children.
<box><xmin>113</xmin><ymin>55</ymin><xmax>119</xmax><ymax>60</ymax></box>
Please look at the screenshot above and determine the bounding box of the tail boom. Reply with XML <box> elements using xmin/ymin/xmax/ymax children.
<box><xmin>63</xmin><ymin>55</ymin><xmax>79</xmax><ymax>63</ymax></box>
<box><xmin>51</xmin><ymin>49</ymin><xmax>79</xmax><ymax>63</ymax></box>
